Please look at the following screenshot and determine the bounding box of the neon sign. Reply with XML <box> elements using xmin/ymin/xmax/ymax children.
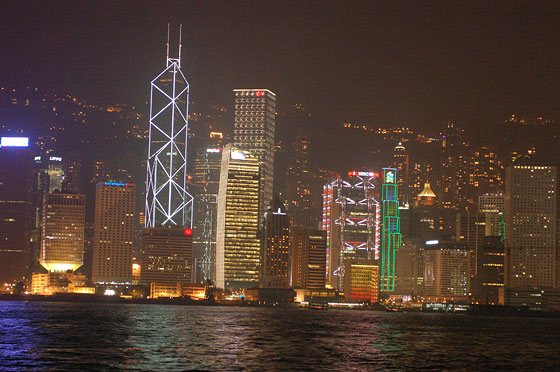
<box><xmin>348</xmin><ymin>171</ymin><xmax>379</xmax><ymax>177</ymax></box>
<box><xmin>0</xmin><ymin>137</ymin><xmax>29</xmax><ymax>147</ymax></box>
<box><xmin>385</xmin><ymin>171</ymin><xmax>395</xmax><ymax>184</ymax></box>
<box><xmin>231</xmin><ymin>151</ymin><xmax>246</xmax><ymax>160</ymax></box>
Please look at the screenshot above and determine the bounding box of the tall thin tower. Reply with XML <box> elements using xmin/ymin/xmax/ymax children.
<box><xmin>380</xmin><ymin>168</ymin><xmax>401</xmax><ymax>292</ymax></box>
<box><xmin>146</xmin><ymin>24</ymin><xmax>193</xmax><ymax>228</ymax></box>
<box><xmin>233</xmin><ymin>89</ymin><xmax>276</xmax><ymax>221</ymax></box>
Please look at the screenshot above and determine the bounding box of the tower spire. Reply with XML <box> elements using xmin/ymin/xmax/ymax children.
<box><xmin>178</xmin><ymin>24</ymin><xmax>182</xmax><ymax>68</ymax></box>
<box><xmin>166</xmin><ymin>23</ymin><xmax>170</xmax><ymax>65</ymax></box>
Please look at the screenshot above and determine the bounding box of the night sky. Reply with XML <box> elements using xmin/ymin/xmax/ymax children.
<box><xmin>1</xmin><ymin>1</ymin><xmax>559</xmax><ymax>131</ymax></box>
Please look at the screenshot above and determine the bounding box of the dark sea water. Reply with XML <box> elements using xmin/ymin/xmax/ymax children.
<box><xmin>0</xmin><ymin>301</ymin><xmax>559</xmax><ymax>371</ymax></box>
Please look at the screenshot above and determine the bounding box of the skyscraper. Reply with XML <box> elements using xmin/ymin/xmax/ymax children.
<box><xmin>456</xmin><ymin>207</ymin><xmax>485</xmax><ymax>287</ymax></box>
<box><xmin>285</xmin><ymin>131</ymin><xmax>315</xmax><ymax>228</ymax></box>
<box><xmin>395</xmin><ymin>238</ymin><xmax>424</xmax><ymax>296</ymax></box>
<box><xmin>440</xmin><ymin>122</ymin><xmax>469</xmax><ymax>210</ymax></box>
<box><xmin>34</xmin><ymin>155</ymin><xmax>64</xmax><ymax>194</ymax></box>
<box><xmin>343</xmin><ymin>259</ymin><xmax>379</xmax><ymax>303</ymax></box>
<box><xmin>191</xmin><ymin>133</ymin><xmax>223</xmax><ymax>283</ymax></box>
<box><xmin>322</xmin><ymin>171</ymin><xmax>381</xmax><ymax>290</ymax></box>
<box><xmin>140</xmin><ymin>226</ymin><xmax>192</xmax><ymax>284</ymax></box>
<box><xmin>216</xmin><ymin>144</ymin><xmax>260</xmax><ymax>290</ymax></box>
<box><xmin>260</xmin><ymin>196</ymin><xmax>290</xmax><ymax>288</ymax></box>
<box><xmin>393</xmin><ymin>142</ymin><xmax>409</xmax><ymax>205</ymax></box>
<box><xmin>233</xmin><ymin>89</ymin><xmax>276</xmax><ymax>220</ymax></box>
<box><xmin>33</xmin><ymin>154</ymin><xmax>65</xmax><ymax>230</ymax></box>
<box><xmin>40</xmin><ymin>193</ymin><xmax>86</xmax><ymax>272</ymax></box>
<box><xmin>472</xmin><ymin>236</ymin><xmax>504</xmax><ymax>304</ymax></box>
<box><xmin>479</xmin><ymin>193</ymin><xmax>504</xmax><ymax>237</ymax></box>
<box><xmin>0</xmin><ymin>137</ymin><xmax>33</xmax><ymax>284</ymax></box>
<box><xmin>423</xmin><ymin>240</ymin><xmax>468</xmax><ymax>299</ymax></box>
<box><xmin>92</xmin><ymin>182</ymin><xmax>135</xmax><ymax>283</ymax></box>
<box><xmin>145</xmin><ymin>26</ymin><xmax>193</xmax><ymax>228</ymax></box>
<box><xmin>380</xmin><ymin>168</ymin><xmax>401</xmax><ymax>292</ymax></box>
<box><xmin>291</xmin><ymin>229</ymin><xmax>327</xmax><ymax>289</ymax></box>
<box><xmin>505</xmin><ymin>164</ymin><xmax>557</xmax><ymax>289</ymax></box>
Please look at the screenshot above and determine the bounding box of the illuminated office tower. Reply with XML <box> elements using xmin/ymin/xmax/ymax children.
<box><xmin>291</xmin><ymin>229</ymin><xmax>327</xmax><ymax>289</ymax></box>
<box><xmin>191</xmin><ymin>132</ymin><xmax>223</xmax><ymax>283</ymax></box>
<box><xmin>0</xmin><ymin>137</ymin><xmax>33</xmax><ymax>284</ymax></box>
<box><xmin>395</xmin><ymin>238</ymin><xmax>424</xmax><ymax>296</ymax></box>
<box><xmin>145</xmin><ymin>25</ymin><xmax>193</xmax><ymax>228</ymax></box>
<box><xmin>34</xmin><ymin>155</ymin><xmax>64</xmax><ymax>193</ymax></box>
<box><xmin>471</xmin><ymin>236</ymin><xmax>504</xmax><ymax>304</ymax></box>
<box><xmin>505</xmin><ymin>164</ymin><xmax>557</xmax><ymax>289</ymax></box>
<box><xmin>479</xmin><ymin>193</ymin><xmax>504</xmax><ymax>237</ymax></box>
<box><xmin>33</xmin><ymin>155</ymin><xmax>64</xmax><ymax>227</ymax></box>
<box><xmin>285</xmin><ymin>131</ymin><xmax>315</xmax><ymax>228</ymax></box>
<box><xmin>215</xmin><ymin>144</ymin><xmax>260</xmax><ymax>290</ymax></box>
<box><xmin>233</xmin><ymin>89</ymin><xmax>276</xmax><ymax>220</ymax></box>
<box><xmin>344</xmin><ymin>259</ymin><xmax>379</xmax><ymax>303</ymax></box>
<box><xmin>322</xmin><ymin>171</ymin><xmax>381</xmax><ymax>290</ymax></box>
<box><xmin>40</xmin><ymin>193</ymin><xmax>86</xmax><ymax>272</ymax></box>
<box><xmin>440</xmin><ymin>122</ymin><xmax>469</xmax><ymax>209</ymax></box>
<box><xmin>423</xmin><ymin>240</ymin><xmax>468</xmax><ymax>299</ymax></box>
<box><xmin>92</xmin><ymin>182</ymin><xmax>135</xmax><ymax>283</ymax></box>
<box><xmin>260</xmin><ymin>196</ymin><xmax>290</xmax><ymax>288</ymax></box>
<box><xmin>409</xmin><ymin>162</ymin><xmax>434</xmax><ymax>205</ymax></box>
<box><xmin>393</xmin><ymin>142</ymin><xmax>409</xmax><ymax>204</ymax></box>
<box><xmin>409</xmin><ymin>182</ymin><xmax>438</xmax><ymax>239</ymax></box>
<box><xmin>456</xmin><ymin>209</ymin><xmax>485</xmax><ymax>286</ymax></box>
<box><xmin>31</xmin><ymin>155</ymin><xmax>64</xmax><ymax>267</ymax></box>
<box><xmin>62</xmin><ymin>160</ymin><xmax>81</xmax><ymax>194</ymax></box>
<box><xmin>140</xmin><ymin>226</ymin><xmax>192</xmax><ymax>284</ymax></box>
<box><xmin>380</xmin><ymin>168</ymin><xmax>401</xmax><ymax>292</ymax></box>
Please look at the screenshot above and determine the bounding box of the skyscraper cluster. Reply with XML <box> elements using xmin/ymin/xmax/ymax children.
<box><xmin>1</xmin><ymin>32</ymin><xmax>559</xmax><ymax>310</ymax></box>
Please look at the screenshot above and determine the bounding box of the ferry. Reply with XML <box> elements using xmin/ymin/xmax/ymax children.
<box><xmin>309</xmin><ymin>301</ymin><xmax>328</xmax><ymax>310</ymax></box>
<box><xmin>385</xmin><ymin>304</ymin><xmax>404</xmax><ymax>312</ymax></box>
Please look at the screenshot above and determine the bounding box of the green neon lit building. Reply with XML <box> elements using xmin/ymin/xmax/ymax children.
<box><xmin>381</xmin><ymin>168</ymin><xmax>401</xmax><ymax>292</ymax></box>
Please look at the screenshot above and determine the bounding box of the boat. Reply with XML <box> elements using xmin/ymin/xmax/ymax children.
<box><xmin>309</xmin><ymin>301</ymin><xmax>328</xmax><ymax>310</ymax></box>
<box><xmin>385</xmin><ymin>304</ymin><xmax>404</xmax><ymax>312</ymax></box>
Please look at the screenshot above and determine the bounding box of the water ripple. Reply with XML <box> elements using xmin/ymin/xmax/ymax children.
<box><xmin>0</xmin><ymin>301</ymin><xmax>559</xmax><ymax>371</ymax></box>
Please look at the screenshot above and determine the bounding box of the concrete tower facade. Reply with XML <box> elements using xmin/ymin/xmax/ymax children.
<box><xmin>40</xmin><ymin>193</ymin><xmax>86</xmax><ymax>272</ymax></box>
<box><xmin>0</xmin><ymin>138</ymin><xmax>33</xmax><ymax>284</ymax></box>
<box><xmin>216</xmin><ymin>144</ymin><xmax>260</xmax><ymax>290</ymax></box>
<box><xmin>233</xmin><ymin>89</ymin><xmax>276</xmax><ymax>220</ymax></box>
<box><xmin>291</xmin><ymin>229</ymin><xmax>327</xmax><ymax>289</ymax></box>
<box><xmin>92</xmin><ymin>182</ymin><xmax>135</xmax><ymax>283</ymax></box>
<box><xmin>191</xmin><ymin>133</ymin><xmax>223</xmax><ymax>282</ymax></box>
<box><xmin>505</xmin><ymin>164</ymin><xmax>557</xmax><ymax>289</ymax></box>
<box><xmin>260</xmin><ymin>196</ymin><xmax>290</xmax><ymax>288</ymax></box>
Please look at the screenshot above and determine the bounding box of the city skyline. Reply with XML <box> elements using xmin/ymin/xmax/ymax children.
<box><xmin>1</xmin><ymin>3</ymin><xmax>560</xmax><ymax>370</ymax></box>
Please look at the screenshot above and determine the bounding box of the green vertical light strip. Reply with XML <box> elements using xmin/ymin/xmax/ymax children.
<box><xmin>381</xmin><ymin>168</ymin><xmax>401</xmax><ymax>292</ymax></box>
<box><xmin>499</xmin><ymin>216</ymin><xmax>505</xmax><ymax>243</ymax></box>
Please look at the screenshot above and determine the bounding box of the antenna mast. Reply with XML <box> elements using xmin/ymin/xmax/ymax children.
<box><xmin>166</xmin><ymin>23</ymin><xmax>170</xmax><ymax>66</ymax></box>
<box><xmin>178</xmin><ymin>24</ymin><xmax>183</xmax><ymax>68</ymax></box>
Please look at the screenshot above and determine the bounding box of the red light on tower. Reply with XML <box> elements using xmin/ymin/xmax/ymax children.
<box><xmin>256</xmin><ymin>91</ymin><xmax>264</xmax><ymax>97</ymax></box>
<box><xmin>184</xmin><ymin>228</ymin><xmax>193</xmax><ymax>236</ymax></box>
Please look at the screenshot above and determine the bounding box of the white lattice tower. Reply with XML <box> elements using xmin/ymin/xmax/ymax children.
<box><xmin>145</xmin><ymin>25</ymin><xmax>193</xmax><ymax>228</ymax></box>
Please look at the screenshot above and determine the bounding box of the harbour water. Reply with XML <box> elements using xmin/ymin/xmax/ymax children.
<box><xmin>1</xmin><ymin>301</ymin><xmax>559</xmax><ymax>371</ymax></box>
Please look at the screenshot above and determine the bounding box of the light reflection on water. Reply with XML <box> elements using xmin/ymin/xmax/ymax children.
<box><xmin>0</xmin><ymin>301</ymin><xmax>559</xmax><ymax>371</ymax></box>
